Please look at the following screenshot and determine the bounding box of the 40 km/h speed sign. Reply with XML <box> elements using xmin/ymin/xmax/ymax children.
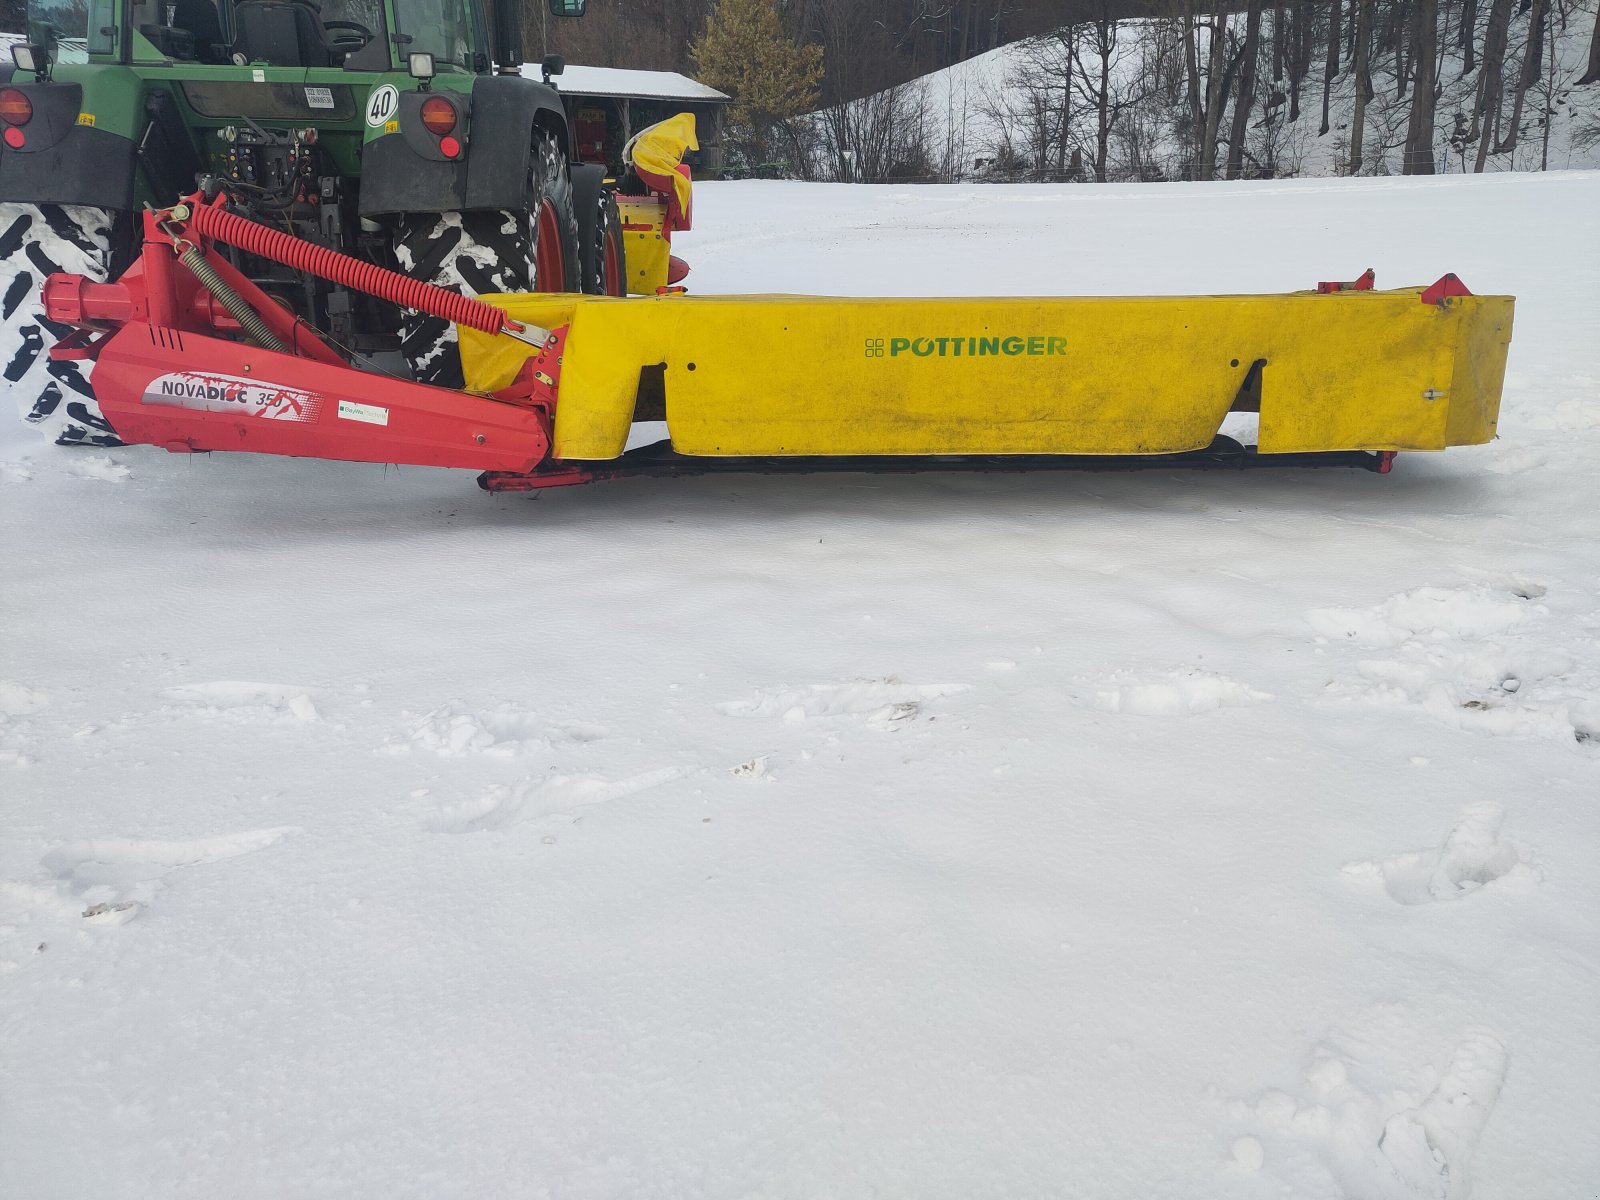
<box><xmin>365</xmin><ymin>85</ymin><xmax>399</xmax><ymax>128</ymax></box>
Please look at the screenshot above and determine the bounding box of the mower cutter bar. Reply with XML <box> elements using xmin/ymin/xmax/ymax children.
<box><xmin>478</xmin><ymin>438</ymin><xmax>1397</xmax><ymax>492</ymax></box>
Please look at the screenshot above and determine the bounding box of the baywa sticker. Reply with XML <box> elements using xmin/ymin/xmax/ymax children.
<box><xmin>365</xmin><ymin>84</ymin><xmax>399</xmax><ymax>128</ymax></box>
<box><xmin>865</xmin><ymin>335</ymin><xmax>1068</xmax><ymax>359</ymax></box>
<box><xmin>337</xmin><ymin>400</ymin><xmax>389</xmax><ymax>426</ymax></box>
<box><xmin>142</xmin><ymin>371</ymin><xmax>321</xmax><ymax>422</ymax></box>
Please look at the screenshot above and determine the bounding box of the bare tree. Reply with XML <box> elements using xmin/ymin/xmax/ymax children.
<box><xmin>1069</xmin><ymin>5</ymin><xmax>1149</xmax><ymax>181</ymax></box>
<box><xmin>1581</xmin><ymin>4</ymin><xmax>1600</xmax><ymax>83</ymax></box>
<box><xmin>1404</xmin><ymin>0</ymin><xmax>1440</xmax><ymax>171</ymax></box>
<box><xmin>1320</xmin><ymin>0</ymin><xmax>1343</xmax><ymax>134</ymax></box>
<box><xmin>1198</xmin><ymin>4</ymin><xmax>1231</xmax><ymax>177</ymax></box>
<box><xmin>1472</xmin><ymin>0</ymin><xmax>1514</xmax><ymax>168</ymax></box>
<box><xmin>1350</xmin><ymin>0</ymin><xmax>1375</xmax><ymax>171</ymax></box>
<box><xmin>999</xmin><ymin>26</ymin><xmax>1080</xmax><ymax>172</ymax></box>
<box><xmin>1498</xmin><ymin>0</ymin><xmax>1549</xmax><ymax>151</ymax></box>
<box><xmin>1226</xmin><ymin>0</ymin><xmax>1264</xmax><ymax>177</ymax></box>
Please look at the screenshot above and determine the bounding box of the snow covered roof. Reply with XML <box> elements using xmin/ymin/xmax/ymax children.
<box><xmin>528</xmin><ymin>63</ymin><xmax>729</xmax><ymax>104</ymax></box>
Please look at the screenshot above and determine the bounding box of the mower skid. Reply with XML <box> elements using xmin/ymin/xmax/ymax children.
<box><xmin>459</xmin><ymin>286</ymin><xmax>1513</xmax><ymax>463</ymax></box>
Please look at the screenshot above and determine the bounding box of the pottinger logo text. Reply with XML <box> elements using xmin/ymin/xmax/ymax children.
<box><xmin>865</xmin><ymin>336</ymin><xmax>1068</xmax><ymax>359</ymax></box>
<box><xmin>143</xmin><ymin>372</ymin><xmax>322</xmax><ymax>422</ymax></box>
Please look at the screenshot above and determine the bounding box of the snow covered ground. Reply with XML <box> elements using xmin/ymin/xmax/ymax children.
<box><xmin>3</xmin><ymin>172</ymin><xmax>1598</xmax><ymax>1197</ymax></box>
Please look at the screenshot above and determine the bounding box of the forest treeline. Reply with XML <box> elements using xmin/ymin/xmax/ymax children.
<box><xmin>545</xmin><ymin>0</ymin><xmax>1600</xmax><ymax>183</ymax></box>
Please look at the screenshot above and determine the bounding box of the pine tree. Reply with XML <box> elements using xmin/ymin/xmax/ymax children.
<box><xmin>691</xmin><ymin>0</ymin><xmax>823</xmax><ymax>167</ymax></box>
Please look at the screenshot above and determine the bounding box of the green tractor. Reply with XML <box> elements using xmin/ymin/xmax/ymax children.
<box><xmin>0</xmin><ymin>0</ymin><xmax>621</xmax><ymax>445</ymax></box>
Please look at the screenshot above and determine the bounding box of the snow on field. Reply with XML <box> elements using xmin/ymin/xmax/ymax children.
<box><xmin>3</xmin><ymin>173</ymin><xmax>1599</xmax><ymax>1197</ymax></box>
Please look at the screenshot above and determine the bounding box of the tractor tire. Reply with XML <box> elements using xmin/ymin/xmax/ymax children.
<box><xmin>573</xmin><ymin>164</ymin><xmax>627</xmax><ymax>297</ymax></box>
<box><xmin>393</xmin><ymin>127</ymin><xmax>579</xmax><ymax>389</ymax></box>
<box><xmin>0</xmin><ymin>203</ymin><xmax>120</xmax><ymax>446</ymax></box>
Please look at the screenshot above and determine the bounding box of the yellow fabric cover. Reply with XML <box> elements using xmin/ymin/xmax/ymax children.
<box><xmin>625</xmin><ymin>113</ymin><xmax>698</xmax><ymax>214</ymax></box>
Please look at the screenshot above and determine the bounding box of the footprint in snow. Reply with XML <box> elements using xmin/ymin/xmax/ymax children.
<box><xmin>0</xmin><ymin>681</ymin><xmax>47</xmax><ymax>717</ymax></box>
<box><xmin>1338</xmin><ymin>643</ymin><xmax>1596</xmax><ymax>747</ymax></box>
<box><xmin>1087</xmin><ymin>669</ymin><xmax>1270</xmax><ymax>717</ymax></box>
<box><xmin>0</xmin><ymin>682</ymin><xmax>49</xmax><ymax>767</ymax></box>
<box><xmin>64</xmin><ymin>454</ymin><xmax>131</xmax><ymax>482</ymax></box>
<box><xmin>1232</xmin><ymin>1025</ymin><xmax>1508</xmax><ymax>1199</ymax></box>
<box><xmin>379</xmin><ymin>702</ymin><xmax>605</xmax><ymax>758</ymax></box>
<box><xmin>37</xmin><ymin>827</ymin><xmax>298</xmax><ymax>925</ymax></box>
<box><xmin>1308</xmin><ymin>584</ymin><xmax>1542</xmax><ymax>648</ymax></box>
<box><xmin>430</xmin><ymin>767</ymin><xmax>686</xmax><ymax>835</ymax></box>
<box><xmin>1343</xmin><ymin>802</ymin><xmax>1540</xmax><ymax>906</ymax></box>
<box><xmin>715</xmin><ymin>679</ymin><xmax>967</xmax><ymax>729</ymax></box>
<box><xmin>1311</xmin><ymin>582</ymin><xmax>1597</xmax><ymax>749</ymax></box>
<box><xmin>1378</xmin><ymin>1029</ymin><xmax>1509</xmax><ymax>1200</ymax></box>
<box><xmin>160</xmin><ymin>681</ymin><xmax>319</xmax><ymax>722</ymax></box>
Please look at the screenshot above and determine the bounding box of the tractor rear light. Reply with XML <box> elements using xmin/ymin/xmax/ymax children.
<box><xmin>438</xmin><ymin>135</ymin><xmax>462</xmax><ymax>159</ymax></box>
<box><xmin>2</xmin><ymin>127</ymin><xmax>23</xmax><ymax>148</ymax></box>
<box><xmin>419</xmin><ymin>97</ymin><xmax>457</xmax><ymax>137</ymax></box>
<box><xmin>0</xmin><ymin>88</ymin><xmax>34</xmax><ymax>127</ymax></box>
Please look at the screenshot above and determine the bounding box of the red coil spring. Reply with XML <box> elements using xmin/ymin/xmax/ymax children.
<box><xmin>185</xmin><ymin>202</ymin><xmax>511</xmax><ymax>335</ymax></box>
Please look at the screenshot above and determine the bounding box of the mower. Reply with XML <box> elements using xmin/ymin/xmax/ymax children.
<box><xmin>38</xmin><ymin>194</ymin><xmax>1513</xmax><ymax>492</ymax></box>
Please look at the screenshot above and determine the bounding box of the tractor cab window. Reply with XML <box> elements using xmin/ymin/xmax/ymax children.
<box><xmin>127</xmin><ymin>0</ymin><xmax>385</xmax><ymax>66</ymax></box>
<box><xmin>25</xmin><ymin>0</ymin><xmax>115</xmax><ymax>57</ymax></box>
<box><xmin>390</xmin><ymin>0</ymin><xmax>476</xmax><ymax>72</ymax></box>
<box><xmin>129</xmin><ymin>0</ymin><xmax>226</xmax><ymax>62</ymax></box>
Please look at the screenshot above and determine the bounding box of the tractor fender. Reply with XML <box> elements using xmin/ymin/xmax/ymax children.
<box><xmin>0</xmin><ymin>82</ymin><xmax>135</xmax><ymax>211</ymax></box>
<box><xmin>359</xmin><ymin>75</ymin><xmax>570</xmax><ymax>217</ymax></box>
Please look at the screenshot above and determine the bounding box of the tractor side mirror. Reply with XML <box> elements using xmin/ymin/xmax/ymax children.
<box><xmin>547</xmin><ymin>0</ymin><xmax>587</xmax><ymax>15</ymax></box>
<box><xmin>541</xmin><ymin>54</ymin><xmax>564</xmax><ymax>84</ymax></box>
<box><xmin>10</xmin><ymin>42</ymin><xmax>50</xmax><ymax>81</ymax></box>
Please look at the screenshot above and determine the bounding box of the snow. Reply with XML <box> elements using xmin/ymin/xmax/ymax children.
<box><xmin>4</xmin><ymin>171</ymin><xmax>1599</xmax><ymax>1197</ymax></box>
<box><xmin>535</xmin><ymin>62</ymin><xmax>729</xmax><ymax>103</ymax></box>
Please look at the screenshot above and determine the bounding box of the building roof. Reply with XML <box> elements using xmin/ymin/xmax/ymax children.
<box><xmin>529</xmin><ymin>64</ymin><xmax>729</xmax><ymax>104</ymax></box>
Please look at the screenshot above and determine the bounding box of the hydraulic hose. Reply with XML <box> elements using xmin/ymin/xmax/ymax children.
<box><xmin>183</xmin><ymin>202</ymin><xmax>511</xmax><ymax>336</ymax></box>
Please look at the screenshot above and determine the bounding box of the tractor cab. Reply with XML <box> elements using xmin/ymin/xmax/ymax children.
<box><xmin>21</xmin><ymin>0</ymin><xmax>490</xmax><ymax>73</ymax></box>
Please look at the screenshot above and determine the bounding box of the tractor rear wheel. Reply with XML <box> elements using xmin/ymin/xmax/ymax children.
<box><xmin>0</xmin><ymin>203</ymin><xmax>120</xmax><ymax>446</ymax></box>
<box><xmin>573</xmin><ymin>164</ymin><xmax>627</xmax><ymax>297</ymax></box>
<box><xmin>393</xmin><ymin>127</ymin><xmax>578</xmax><ymax>389</ymax></box>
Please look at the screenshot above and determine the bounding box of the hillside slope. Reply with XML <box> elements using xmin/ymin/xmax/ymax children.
<box><xmin>808</xmin><ymin>5</ymin><xmax>1600</xmax><ymax>180</ymax></box>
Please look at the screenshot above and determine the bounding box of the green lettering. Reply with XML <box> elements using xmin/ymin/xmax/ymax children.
<box><xmin>1002</xmin><ymin>337</ymin><xmax>1024</xmax><ymax>356</ymax></box>
<box><xmin>1048</xmin><ymin>336</ymin><xmax>1067</xmax><ymax>356</ymax></box>
<box><xmin>913</xmin><ymin>338</ymin><xmax>934</xmax><ymax>357</ymax></box>
<box><xmin>979</xmin><ymin>337</ymin><xmax>1000</xmax><ymax>356</ymax></box>
<box><xmin>1027</xmin><ymin>336</ymin><xmax>1045</xmax><ymax>355</ymax></box>
<box><xmin>890</xmin><ymin>337</ymin><xmax>910</xmax><ymax>356</ymax></box>
<box><xmin>935</xmin><ymin>337</ymin><xmax>949</xmax><ymax>356</ymax></box>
